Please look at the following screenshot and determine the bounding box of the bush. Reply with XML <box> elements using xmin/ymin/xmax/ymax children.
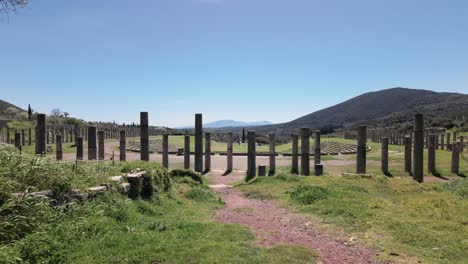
<box><xmin>170</xmin><ymin>169</ymin><xmax>203</xmax><ymax>185</ymax></box>
<box><xmin>290</xmin><ymin>185</ymin><xmax>332</xmax><ymax>205</ymax></box>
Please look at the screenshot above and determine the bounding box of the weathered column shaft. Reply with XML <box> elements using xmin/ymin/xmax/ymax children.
<box><xmin>76</xmin><ymin>137</ymin><xmax>83</xmax><ymax>160</ymax></box>
<box><xmin>404</xmin><ymin>136</ymin><xmax>412</xmax><ymax>174</ymax></box>
<box><xmin>56</xmin><ymin>134</ymin><xmax>63</xmax><ymax>161</ymax></box>
<box><xmin>447</xmin><ymin>133</ymin><xmax>452</xmax><ymax>151</ymax></box>
<box><xmin>120</xmin><ymin>131</ymin><xmax>126</xmax><ymax>161</ymax></box>
<box><xmin>15</xmin><ymin>132</ymin><xmax>21</xmax><ymax>151</ymax></box>
<box><xmin>184</xmin><ymin>135</ymin><xmax>190</xmax><ymax>169</ymax></box>
<box><xmin>28</xmin><ymin>128</ymin><xmax>32</xmax><ymax>145</ymax></box>
<box><xmin>460</xmin><ymin>136</ymin><xmax>464</xmax><ymax>153</ymax></box>
<box><xmin>35</xmin><ymin>114</ymin><xmax>46</xmax><ymax>155</ymax></box>
<box><xmin>441</xmin><ymin>134</ymin><xmax>445</xmax><ymax>150</ymax></box>
<box><xmin>314</xmin><ymin>130</ymin><xmax>321</xmax><ymax>165</ymax></box>
<box><xmin>194</xmin><ymin>114</ymin><xmax>203</xmax><ymax>173</ymax></box>
<box><xmin>246</xmin><ymin>131</ymin><xmax>256</xmax><ymax>181</ymax></box>
<box><xmin>381</xmin><ymin>137</ymin><xmax>389</xmax><ymax>175</ymax></box>
<box><xmin>301</xmin><ymin>128</ymin><xmax>310</xmax><ymax>176</ymax></box>
<box><xmin>205</xmin><ymin>132</ymin><xmax>211</xmax><ymax>172</ymax></box>
<box><xmin>428</xmin><ymin>134</ymin><xmax>436</xmax><ymax>174</ymax></box>
<box><xmin>140</xmin><ymin>112</ymin><xmax>149</xmax><ymax>161</ymax></box>
<box><xmin>88</xmin><ymin>127</ymin><xmax>97</xmax><ymax>160</ymax></box>
<box><xmin>356</xmin><ymin>126</ymin><xmax>367</xmax><ymax>174</ymax></box>
<box><xmin>163</xmin><ymin>134</ymin><xmax>169</xmax><ymax>168</ymax></box>
<box><xmin>21</xmin><ymin>129</ymin><xmax>25</xmax><ymax>146</ymax></box>
<box><xmin>6</xmin><ymin>128</ymin><xmax>11</xmax><ymax>145</ymax></box>
<box><xmin>413</xmin><ymin>114</ymin><xmax>424</xmax><ymax>182</ymax></box>
<box><xmin>98</xmin><ymin>131</ymin><xmax>105</xmax><ymax>160</ymax></box>
<box><xmin>291</xmin><ymin>134</ymin><xmax>299</xmax><ymax>174</ymax></box>
<box><xmin>227</xmin><ymin>132</ymin><xmax>233</xmax><ymax>172</ymax></box>
<box><xmin>451</xmin><ymin>142</ymin><xmax>460</xmax><ymax>175</ymax></box>
<box><xmin>269</xmin><ymin>133</ymin><xmax>276</xmax><ymax>176</ymax></box>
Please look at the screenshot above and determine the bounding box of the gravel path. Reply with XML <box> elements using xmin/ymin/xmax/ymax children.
<box><xmin>209</xmin><ymin>171</ymin><xmax>383</xmax><ymax>264</ymax></box>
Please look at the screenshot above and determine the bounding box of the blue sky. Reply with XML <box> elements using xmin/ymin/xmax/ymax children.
<box><xmin>1</xmin><ymin>0</ymin><xmax>467</xmax><ymax>127</ymax></box>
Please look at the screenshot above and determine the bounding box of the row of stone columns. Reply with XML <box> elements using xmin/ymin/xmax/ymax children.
<box><xmin>378</xmin><ymin>114</ymin><xmax>462</xmax><ymax>181</ymax></box>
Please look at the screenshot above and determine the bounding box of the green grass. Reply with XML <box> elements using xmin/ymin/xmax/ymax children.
<box><xmin>1</xmin><ymin>189</ymin><xmax>318</xmax><ymax>264</ymax></box>
<box><xmin>0</xmin><ymin>146</ymin><xmax>318</xmax><ymax>263</ymax></box>
<box><xmin>237</xmin><ymin>174</ymin><xmax>468</xmax><ymax>264</ymax></box>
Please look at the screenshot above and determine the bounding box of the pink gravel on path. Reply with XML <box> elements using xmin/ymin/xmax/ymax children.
<box><xmin>209</xmin><ymin>171</ymin><xmax>384</xmax><ymax>264</ymax></box>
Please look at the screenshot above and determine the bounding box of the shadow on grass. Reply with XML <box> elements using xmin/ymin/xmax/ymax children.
<box><xmin>222</xmin><ymin>170</ymin><xmax>232</xmax><ymax>176</ymax></box>
<box><xmin>432</xmin><ymin>172</ymin><xmax>451</xmax><ymax>181</ymax></box>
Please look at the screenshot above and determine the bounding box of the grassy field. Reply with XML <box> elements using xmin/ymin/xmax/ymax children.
<box><xmin>0</xmin><ymin>147</ymin><xmax>318</xmax><ymax>263</ymax></box>
<box><xmin>237</xmin><ymin>172</ymin><xmax>468</xmax><ymax>264</ymax></box>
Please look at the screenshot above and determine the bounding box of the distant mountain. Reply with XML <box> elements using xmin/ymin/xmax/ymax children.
<box><xmin>0</xmin><ymin>99</ymin><xmax>25</xmax><ymax>120</ymax></box>
<box><xmin>176</xmin><ymin>120</ymin><xmax>273</xmax><ymax>129</ymax></box>
<box><xmin>0</xmin><ymin>100</ymin><xmax>24</xmax><ymax>113</ymax></box>
<box><xmin>225</xmin><ymin>87</ymin><xmax>468</xmax><ymax>135</ymax></box>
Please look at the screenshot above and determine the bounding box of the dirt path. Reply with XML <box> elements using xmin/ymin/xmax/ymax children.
<box><xmin>209</xmin><ymin>171</ymin><xmax>381</xmax><ymax>264</ymax></box>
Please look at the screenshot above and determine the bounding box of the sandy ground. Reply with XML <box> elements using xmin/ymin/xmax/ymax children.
<box><xmin>208</xmin><ymin>171</ymin><xmax>382</xmax><ymax>264</ymax></box>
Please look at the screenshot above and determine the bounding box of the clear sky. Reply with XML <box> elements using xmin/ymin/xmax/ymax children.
<box><xmin>1</xmin><ymin>0</ymin><xmax>467</xmax><ymax>127</ymax></box>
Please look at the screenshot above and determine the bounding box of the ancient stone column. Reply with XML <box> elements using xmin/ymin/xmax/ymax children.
<box><xmin>435</xmin><ymin>134</ymin><xmax>439</xmax><ymax>150</ymax></box>
<box><xmin>120</xmin><ymin>130</ymin><xmax>126</xmax><ymax>162</ymax></box>
<box><xmin>428</xmin><ymin>134</ymin><xmax>436</xmax><ymax>175</ymax></box>
<box><xmin>424</xmin><ymin>130</ymin><xmax>429</xmax><ymax>149</ymax></box>
<box><xmin>98</xmin><ymin>131</ymin><xmax>105</xmax><ymax>160</ymax></box>
<box><xmin>291</xmin><ymin>134</ymin><xmax>299</xmax><ymax>174</ymax></box>
<box><xmin>447</xmin><ymin>133</ymin><xmax>452</xmax><ymax>151</ymax></box>
<box><xmin>56</xmin><ymin>134</ymin><xmax>63</xmax><ymax>161</ymax></box>
<box><xmin>451</xmin><ymin>142</ymin><xmax>460</xmax><ymax>175</ymax></box>
<box><xmin>314</xmin><ymin>164</ymin><xmax>323</xmax><ymax>176</ymax></box>
<box><xmin>205</xmin><ymin>132</ymin><xmax>211</xmax><ymax>173</ymax></box>
<box><xmin>269</xmin><ymin>133</ymin><xmax>276</xmax><ymax>176</ymax></box>
<box><xmin>14</xmin><ymin>132</ymin><xmax>21</xmax><ymax>151</ymax></box>
<box><xmin>404</xmin><ymin>136</ymin><xmax>412</xmax><ymax>175</ymax></box>
<box><xmin>28</xmin><ymin>128</ymin><xmax>32</xmax><ymax>146</ymax></box>
<box><xmin>246</xmin><ymin>131</ymin><xmax>256</xmax><ymax>181</ymax></box>
<box><xmin>258</xmin><ymin>166</ymin><xmax>267</xmax><ymax>177</ymax></box>
<box><xmin>84</xmin><ymin>127</ymin><xmax>88</xmax><ymax>141</ymax></box>
<box><xmin>6</xmin><ymin>128</ymin><xmax>10</xmax><ymax>145</ymax></box>
<box><xmin>441</xmin><ymin>134</ymin><xmax>445</xmax><ymax>150</ymax></box>
<box><xmin>194</xmin><ymin>114</ymin><xmax>203</xmax><ymax>173</ymax></box>
<box><xmin>356</xmin><ymin>126</ymin><xmax>367</xmax><ymax>174</ymax></box>
<box><xmin>301</xmin><ymin>128</ymin><xmax>310</xmax><ymax>176</ymax></box>
<box><xmin>21</xmin><ymin>129</ymin><xmax>25</xmax><ymax>146</ymax></box>
<box><xmin>140</xmin><ymin>112</ymin><xmax>149</xmax><ymax>161</ymax></box>
<box><xmin>47</xmin><ymin>127</ymin><xmax>50</xmax><ymax>145</ymax></box>
<box><xmin>76</xmin><ymin>137</ymin><xmax>83</xmax><ymax>160</ymax></box>
<box><xmin>74</xmin><ymin>125</ymin><xmax>79</xmax><ymax>144</ymax></box>
<box><xmin>227</xmin><ymin>132</ymin><xmax>233</xmax><ymax>172</ymax></box>
<box><xmin>460</xmin><ymin>136</ymin><xmax>464</xmax><ymax>153</ymax></box>
<box><xmin>413</xmin><ymin>114</ymin><xmax>424</xmax><ymax>183</ymax></box>
<box><xmin>163</xmin><ymin>134</ymin><xmax>169</xmax><ymax>169</ymax></box>
<box><xmin>381</xmin><ymin>137</ymin><xmax>389</xmax><ymax>175</ymax></box>
<box><xmin>35</xmin><ymin>114</ymin><xmax>46</xmax><ymax>155</ymax></box>
<box><xmin>88</xmin><ymin>126</ymin><xmax>97</xmax><ymax>160</ymax></box>
<box><xmin>184</xmin><ymin>135</ymin><xmax>190</xmax><ymax>170</ymax></box>
<box><xmin>314</xmin><ymin>130</ymin><xmax>321</xmax><ymax>165</ymax></box>
<box><xmin>65</xmin><ymin>128</ymin><xmax>69</xmax><ymax>143</ymax></box>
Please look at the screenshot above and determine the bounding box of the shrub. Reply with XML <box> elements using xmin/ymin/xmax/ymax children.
<box><xmin>170</xmin><ymin>169</ymin><xmax>203</xmax><ymax>185</ymax></box>
<box><xmin>290</xmin><ymin>185</ymin><xmax>332</xmax><ymax>205</ymax></box>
